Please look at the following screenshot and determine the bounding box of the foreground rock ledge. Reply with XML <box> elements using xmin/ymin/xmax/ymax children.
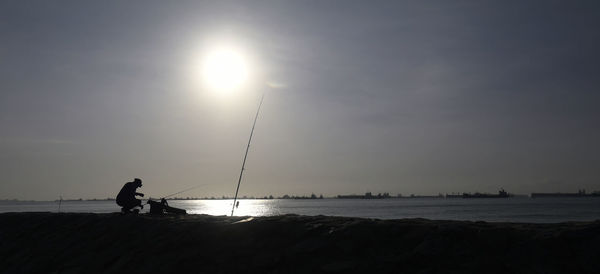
<box><xmin>1</xmin><ymin>213</ymin><xmax>599</xmax><ymax>273</ymax></box>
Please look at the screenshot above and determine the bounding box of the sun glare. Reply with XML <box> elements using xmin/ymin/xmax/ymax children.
<box><xmin>201</xmin><ymin>47</ymin><xmax>249</xmax><ymax>94</ymax></box>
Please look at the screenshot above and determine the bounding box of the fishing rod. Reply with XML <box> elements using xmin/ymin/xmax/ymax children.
<box><xmin>161</xmin><ymin>185</ymin><xmax>209</xmax><ymax>199</ymax></box>
<box><xmin>231</xmin><ymin>94</ymin><xmax>265</xmax><ymax>216</ymax></box>
<box><xmin>144</xmin><ymin>185</ymin><xmax>209</xmax><ymax>216</ymax></box>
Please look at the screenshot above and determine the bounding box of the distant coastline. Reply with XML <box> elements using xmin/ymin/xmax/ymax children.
<box><xmin>3</xmin><ymin>189</ymin><xmax>599</xmax><ymax>202</ymax></box>
<box><xmin>531</xmin><ymin>190</ymin><xmax>600</xmax><ymax>198</ymax></box>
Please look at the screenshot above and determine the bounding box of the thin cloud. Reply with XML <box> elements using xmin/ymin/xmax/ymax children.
<box><xmin>266</xmin><ymin>81</ymin><xmax>287</xmax><ymax>89</ymax></box>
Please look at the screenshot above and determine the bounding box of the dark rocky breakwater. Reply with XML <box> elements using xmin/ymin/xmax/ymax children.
<box><xmin>1</xmin><ymin>212</ymin><xmax>599</xmax><ymax>273</ymax></box>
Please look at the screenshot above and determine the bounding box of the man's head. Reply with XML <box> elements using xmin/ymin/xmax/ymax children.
<box><xmin>134</xmin><ymin>178</ymin><xmax>142</xmax><ymax>187</ymax></box>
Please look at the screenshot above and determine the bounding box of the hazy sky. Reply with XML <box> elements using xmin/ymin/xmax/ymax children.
<box><xmin>2</xmin><ymin>1</ymin><xmax>599</xmax><ymax>200</ymax></box>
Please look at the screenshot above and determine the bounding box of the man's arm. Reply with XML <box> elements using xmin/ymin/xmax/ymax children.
<box><xmin>135</xmin><ymin>192</ymin><xmax>144</xmax><ymax>197</ymax></box>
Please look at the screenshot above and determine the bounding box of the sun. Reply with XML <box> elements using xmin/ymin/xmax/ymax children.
<box><xmin>201</xmin><ymin>47</ymin><xmax>249</xmax><ymax>93</ymax></box>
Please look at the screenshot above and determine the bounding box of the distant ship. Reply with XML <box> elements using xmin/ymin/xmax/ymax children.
<box><xmin>463</xmin><ymin>189</ymin><xmax>509</xmax><ymax>198</ymax></box>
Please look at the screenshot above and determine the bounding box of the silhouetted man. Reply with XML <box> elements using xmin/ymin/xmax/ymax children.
<box><xmin>116</xmin><ymin>178</ymin><xmax>144</xmax><ymax>213</ymax></box>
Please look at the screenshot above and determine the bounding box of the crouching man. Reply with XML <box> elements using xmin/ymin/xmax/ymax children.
<box><xmin>116</xmin><ymin>178</ymin><xmax>144</xmax><ymax>213</ymax></box>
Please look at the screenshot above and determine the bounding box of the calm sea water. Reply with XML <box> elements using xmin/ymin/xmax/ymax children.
<box><xmin>1</xmin><ymin>197</ymin><xmax>599</xmax><ymax>223</ymax></box>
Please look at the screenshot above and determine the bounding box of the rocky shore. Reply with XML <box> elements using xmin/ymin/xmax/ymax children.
<box><xmin>1</xmin><ymin>212</ymin><xmax>599</xmax><ymax>273</ymax></box>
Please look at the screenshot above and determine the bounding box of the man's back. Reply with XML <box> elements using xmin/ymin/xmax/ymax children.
<box><xmin>116</xmin><ymin>182</ymin><xmax>135</xmax><ymax>202</ymax></box>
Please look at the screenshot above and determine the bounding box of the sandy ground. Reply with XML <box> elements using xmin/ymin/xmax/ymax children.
<box><xmin>1</xmin><ymin>212</ymin><xmax>599</xmax><ymax>273</ymax></box>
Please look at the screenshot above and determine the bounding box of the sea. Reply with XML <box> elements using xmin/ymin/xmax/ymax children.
<box><xmin>1</xmin><ymin>197</ymin><xmax>599</xmax><ymax>223</ymax></box>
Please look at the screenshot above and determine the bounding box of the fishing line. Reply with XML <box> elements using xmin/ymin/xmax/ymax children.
<box><xmin>160</xmin><ymin>184</ymin><xmax>212</xmax><ymax>199</ymax></box>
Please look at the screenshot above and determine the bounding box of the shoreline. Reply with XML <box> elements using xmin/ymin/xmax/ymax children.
<box><xmin>3</xmin><ymin>194</ymin><xmax>600</xmax><ymax>202</ymax></box>
<box><xmin>1</xmin><ymin>212</ymin><xmax>599</xmax><ymax>273</ymax></box>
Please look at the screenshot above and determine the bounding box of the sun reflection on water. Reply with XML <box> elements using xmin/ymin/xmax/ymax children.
<box><xmin>168</xmin><ymin>199</ymin><xmax>279</xmax><ymax>216</ymax></box>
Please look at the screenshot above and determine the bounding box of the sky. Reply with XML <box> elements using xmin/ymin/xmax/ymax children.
<box><xmin>1</xmin><ymin>0</ymin><xmax>599</xmax><ymax>200</ymax></box>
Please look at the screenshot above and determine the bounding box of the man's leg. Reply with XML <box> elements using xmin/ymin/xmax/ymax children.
<box><xmin>121</xmin><ymin>199</ymin><xmax>137</xmax><ymax>213</ymax></box>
